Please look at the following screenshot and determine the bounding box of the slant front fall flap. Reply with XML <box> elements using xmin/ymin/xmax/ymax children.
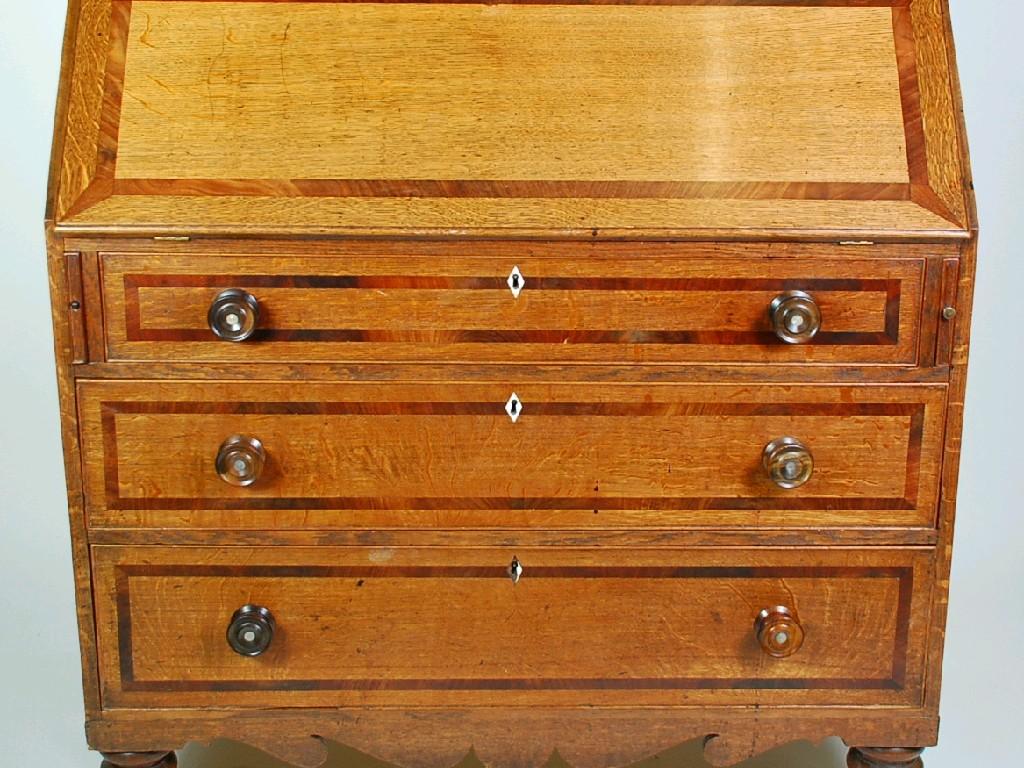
<box><xmin>51</xmin><ymin>0</ymin><xmax>969</xmax><ymax>237</ymax></box>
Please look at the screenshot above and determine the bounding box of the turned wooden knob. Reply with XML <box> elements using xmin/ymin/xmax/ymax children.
<box><xmin>208</xmin><ymin>288</ymin><xmax>259</xmax><ymax>341</ymax></box>
<box><xmin>755</xmin><ymin>606</ymin><xmax>804</xmax><ymax>658</ymax></box>
<box><xmin>215</xmin><ymin>435</ymin><xmax>266</xmax><ymax>487</ymax></box>
<box><xmin>762</xmin><ymin>436</ymin><xmax>813</xmax><ymax>489</ymax></box>
<box><xmin>770</xmin><ymin>290</ymin><xmax>821</xmax><ymax>344</ymax></box>
<box><xmin>227</xmin><ymin>605</ymin><xmax>276</xmax><ymax>657</ymax></box>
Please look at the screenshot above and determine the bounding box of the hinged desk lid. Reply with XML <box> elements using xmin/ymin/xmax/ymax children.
<box><xmin>50</xmin><ymin>0</ymin><xmax>972</xmax><ymax>239</ymax></box>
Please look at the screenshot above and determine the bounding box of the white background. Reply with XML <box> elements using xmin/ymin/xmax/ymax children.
<box><xmin>0</xmin><ymin>1</ymin><xmax>1020</xmax><ymax>766</ymax></box>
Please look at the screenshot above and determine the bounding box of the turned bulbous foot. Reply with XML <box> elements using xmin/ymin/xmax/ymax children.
<box><xmin>848</xmin><ymin>747</ymin><xmax>925</xmax><ymax>768</ymax></box>
<box><xmin>100</xmin><ymin>751</ymin><xmax>177</xmax><ymax>768</ymax></box>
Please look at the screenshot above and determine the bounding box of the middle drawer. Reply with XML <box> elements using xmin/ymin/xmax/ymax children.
<box><xmin>79</xmin><ymin>380</ymin><xmax>945</xmax><ymax>531</ymax></box>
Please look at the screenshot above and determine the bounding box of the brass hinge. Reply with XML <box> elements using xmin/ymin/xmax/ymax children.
<box><xmin>838</xmin><ymin>240</ymin><xmax>875</xmax><ymax>246</ymax></box>
<box><xmin>153</xmin><ymin>235</ymin><xmax>191</xmax><ymax>242</ymax></box>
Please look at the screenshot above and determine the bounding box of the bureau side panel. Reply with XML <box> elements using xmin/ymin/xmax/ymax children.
<box><xmin>45</xmin><ymin>235</ymin><xmax>103</xmax><ymax>715</ymax></box>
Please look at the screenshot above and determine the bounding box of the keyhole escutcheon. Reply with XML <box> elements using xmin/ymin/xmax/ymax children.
<box><xmin>505</xmin><ymin>392</ymin><xmax>523</xmax><ymax>423</ymax></box>
<box><xmin>507</xmin><ymin>266</ymin><xmax>525</xmax><ymax>298</ymax></box>
<box><xmin>508</xmin><ymin>557</ymin><xmax>524</xmax><ymax>584</ymax></box>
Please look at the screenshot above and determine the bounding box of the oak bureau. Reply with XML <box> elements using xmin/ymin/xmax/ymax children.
<box><xmin>44</xmin><ymin>1</ymin><xmax>977</xmax><ymax>768</ymax></box>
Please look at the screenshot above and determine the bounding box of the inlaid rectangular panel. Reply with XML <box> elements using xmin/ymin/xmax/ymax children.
<box><xmin>99</xmin><ymin>252</ymin><xmax>926</xmax><ymax>365</ymax></box>
<box><xmin>118</xmin><ymin>4</ymin><xmax>909</xmax><ymax>183</ymax></box>
<box><xmin>52</xmin><ymin>0</ymin><xmax>969</xmax><ymax>237</ymax></box>
<box><xmin>78</xmin><ymin>380</ymin><xmax>946</xmax><ymax>531</ymax></box>
<box><xmin>92</xmin><ymin>545</ymin><xmax>932</xmax><ymax>709</ymax></box>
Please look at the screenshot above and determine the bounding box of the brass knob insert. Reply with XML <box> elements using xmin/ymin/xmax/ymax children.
<box><xmin>215</xmin><ymin>435</ymin><xmax>266</xmax><ymax>487</ymax></box>
<box><xmin>755</xmin><ymin>605</ymin><xmax>804</xmax><ymax>658</ymax></box>
<box><xmin>762</xmin><ymin>436</ymin><xmax>813</xmax><ymax>490</ymax></box>
<box><xmin>770</xmin><ymin>290</ymin><xmax>821</xmax><ymax>344</ymax></box>
<box><xmin>208</xmin><ymin>288</ymin><xmax>259</xmax><ymax>342</ymax></box>
<box><xmin>227</xmin><ymin>605</ymin><xmax>276</xmax><ymax>657</ymax></box>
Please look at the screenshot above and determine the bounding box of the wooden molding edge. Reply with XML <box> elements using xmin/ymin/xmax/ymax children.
<box><xmin>908</xmin><ymin>0</ymin><xmax>970</xmax><ymax>227</ymax></box>
<box><xmin>909</xmin><ymin>184</ymin><xmax>963</xmax><ymax>226</ymax></box>
<box><xmin>85</xmin><ymin>710</ymin><xmax>941</xmax><ymax>768</ymax></box>
<box><xmin>45</xmin><ymin>0</ymin><xmax>85</xmax><ymax>224</ymax></box>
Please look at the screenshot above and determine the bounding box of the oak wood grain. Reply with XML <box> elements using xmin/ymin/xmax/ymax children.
<box><xmin>100</xmin><ymin>252</ymin><xmax>925</xmax><ymax>365</ymax></box>
<box><xmin>53</xmin><ymin>0</ymin><xmax>111</xmax><ymax>220</ymax></box>
<box><xmin>45</xmin><ymin>224</ymin><xmax>105</xmax><ymax>720</ymax></box>
<box><xmin>910</xmin><ymin>0</ymin><xmax>968</xmax><ymax>225</ymax></box>
<box><xmin>114</xmin><ymin>5</ymin><xmax>907</xmax><ymax>183</ymax></box>
<box><xmin>70</xmin><ymin>238</ymin><xmax>964</xmax><ymax>260</ymax></box>
<box><xmin>91</xmin><ymin>544</ymin><xmax>932</xmax><ymax>710</ymax></box>
<box><xmin>84</xmin><ymin>709</ymin><xmax>942</xmax><ymax>768</ymax></box>
<box><xmin>64</xmin><ymin>251</ymin><xmax>88</xmax><ymax>362</ymax></box>
<box><xmin>58</xmin><ymin>194</ymin><xmax>967</xmax><ymax>241</ymax></box>
<box><xmin>77</xmin><ymin>379</ymin><xmax>946</xmax><ymax>531</ymax></box>
<box><xmin>41</xmin><ymin>0</ymin><xmax>978</xmax><ymax>763</ymax></box>
<box><xmin>75</xmin><ymin>360</ymin><xmax>955</xmax><ymax>385</ymax></box>
<box><xmin>50</xmin><ymin>0</ymin><xmax>970</xmax><ymax>238</ymax></box>
<box><xmin>85</xmin><ymin>526</ymin><xmax>941</xmax><ymax>549</ymax></box>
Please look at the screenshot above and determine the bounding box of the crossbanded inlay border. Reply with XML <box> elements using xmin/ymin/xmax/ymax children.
<box><xmin>60</xmin><ymin>0</ymin><xmax>960</xmax><ymax>226</ymax></box>
<box><xmin>120</xmin><ymin>274</ymin><xmax>902</xmax><ymax>346</ymax></box>
<box><xmin>113</xmin><ymin>562</ymin><xmax>914</xmax><ymax>693</ymax></box>
<box><xmin>98</xmin><ymin>399</ymin><xmax>927</xmax><ymax>512</ymax></box>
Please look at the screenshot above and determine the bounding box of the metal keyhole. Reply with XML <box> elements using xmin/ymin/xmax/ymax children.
<box><xmin>508</xmin><ymin>557</ymin><xmax>523</xmax><ymax>584</ymax></box>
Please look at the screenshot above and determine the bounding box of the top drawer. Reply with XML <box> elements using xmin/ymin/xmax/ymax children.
<box><xmin>99</xmin><ymin>253</ymin><xmax>926</xmax><ymax>365</ymax></box>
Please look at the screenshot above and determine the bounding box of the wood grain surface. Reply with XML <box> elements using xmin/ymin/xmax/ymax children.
<box><xmin>41</xmin><ymin>0</ymin><xmax>979</xmax><ymax>763</ymax></box>
<box><xmin>91</xmin><ymin>544</ymin><xmax>932</xmax><ymax>709</ymax></box>
<box><xmin>115</xmin><ymin>4</ymin><xmax>907</xmax><ymax>183</ymax></box>
<box><xmin>77</xmin><ymin>379</ymin><xmax>946</xmax><ymax>530</ymax></box>
<box><xmin>99</xmin><ymin>252</ymin><xmax>925</xmax><ymax>365</ymax></box>
<box><xmin>84</xmin><ymin>708</ymin><xmax>943</xmax><ymax>768</ymax></box>
<box><xmin>50</xmin><ymin>0</ymin><xmax>970</xmax><ymax>238</ymax></box>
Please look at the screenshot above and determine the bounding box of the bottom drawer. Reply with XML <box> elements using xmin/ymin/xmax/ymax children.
<box><xmin>92</xmin><ymin>546</ymin><xmax>932</xmax><ymax>709</ymax></box>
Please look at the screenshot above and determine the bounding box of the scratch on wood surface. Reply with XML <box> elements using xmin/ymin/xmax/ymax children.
<box><xmin>125</xmin><ymin>89</ymin><xmax>167</xmax><ymax>118</ymax></box>
<box><xmin>778</xmin><ymin>578</ymin><xmax>799</xmax><ymax>612</ymax></box>
<box><xmin>137</xmin><ymin>11</ymin><xmax>155</xmax><ymax>48</ymax></box>
<box><xmin>145</xmin><ymin>74</ymin><xmax>172</xmax><ymax>94</ymax></box>
<box><xmin>726</xmin><ymin>583</ymin><xmax>756</xmax><ymax>612</ymax></box>
<box><xmin>277</xmin><ymin>22</ymin><xmax>293</xmax><ymax>96</ymax></box>
<box><xmin>205</xmin><ymin>14</ymin><xmax>229</xmax><ymax>121</ymax></box>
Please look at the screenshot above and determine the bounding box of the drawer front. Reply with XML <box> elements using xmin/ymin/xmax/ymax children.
<box><xmin>100</xmin><ymin>253</ymin><xmax>925</xmax><ymax>365</ymax></box>
<box><xmin>79</xmin><ymin>380</ymin><xmax>945</xmax><ymax>530</ymax></box>
<box><xmin>92</xmin><ymin>545</ymin><xmax>931</xmax><ymax>709</ymax></box>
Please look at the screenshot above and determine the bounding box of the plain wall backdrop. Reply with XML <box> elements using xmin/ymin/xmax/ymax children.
<box><xmin>1</xmin><ymin>1</ymin><xmax>1020</xmax><ymax>766</ymax></box>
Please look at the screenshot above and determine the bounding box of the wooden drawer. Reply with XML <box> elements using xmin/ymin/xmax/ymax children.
<box><xmin>92</xmin><ymin>545</ymin><xmax>932</xmax><ymax>710</ymax></box>
<box><xmin>99</xmin><ymin>252</ymin><xmax>926</xmax><ymax>365</ymax></box>
<box><xmin>79</xmin><ymin>380</ymin><xmax>945</xmax><ymax>531</ymax></box>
